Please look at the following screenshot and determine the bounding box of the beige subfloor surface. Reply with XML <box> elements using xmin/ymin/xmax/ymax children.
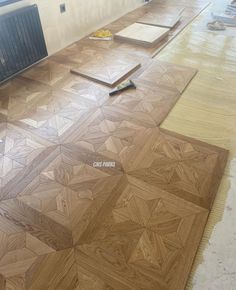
<box><xmin>156</xmin><ymin>0</ymin><xmax>236</xmax><ymax>289</ymax></box>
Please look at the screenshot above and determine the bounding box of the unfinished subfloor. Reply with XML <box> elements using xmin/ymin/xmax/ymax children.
<box><xmin>157</xmin><ymin>0</ymin><xmax>236</xmax><ymax>289</ymax></box>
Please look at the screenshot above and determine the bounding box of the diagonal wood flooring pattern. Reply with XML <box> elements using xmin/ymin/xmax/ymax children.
<box><xmin>0</xmin><ymin>128</ymin><xmax>227</xmax><ymax>289</ymax></box>
<box><xmin>0</xmin><ymin>0</ymin><xmax>227</xmax><ymax>289</ymax></box>
<box><xmin>76</xmin><ymin>175</ymin><xmax>209</xmax><ymax>290</ymax></box>
<box><xmin>71</xmin><ymin>53</ymin><xmax>141</xmax><ymax>87</ymax></box>
<box><xmin>0</xmin><ymin>79</ymin><xmax>228</xmax><ymax>289</ymax></box>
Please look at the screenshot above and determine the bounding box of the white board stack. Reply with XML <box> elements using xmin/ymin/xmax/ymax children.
<box><xmin>114</xmin><ymin>23</ymin><xmax>170</xmax><ymax>47</ymax></box>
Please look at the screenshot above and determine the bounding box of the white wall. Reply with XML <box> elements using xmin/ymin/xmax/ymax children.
<box><xmin>0</xmin><ymin>0</ymin><xmax>144</xmax><ymax>55</ymax></box>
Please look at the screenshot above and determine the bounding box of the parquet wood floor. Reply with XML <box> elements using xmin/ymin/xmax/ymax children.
<box><xmin>139</xmin><ymin>60</ymin><xmax>197</xmax><ymax>93</ymax></box>
<box><xmin>90</xmin><ymin>2</ymin><xmax>209</xmax><ymax>59</ymax></box>
<box><xmin>0</xmin><ymin>125</ymin><xmax>227</xmax><ymax>289</ymax></box>
<box><xmin>70</xmin><ymin>53</ymin><xmax>141</xmax><ymax>87</ymax></box>
<box><xmin>124</xmin><ymin>128</ymin><xmax>228</xmax><ymax>210</ymax></box>
<box><xmin>47</xmin><ymin>2</ymin><xmax>209</xmax><ymax>63</ymax></box>
<box><xmin>76</xmin><ymin>175</ymin><xmax>209</xmax><ymax>290</ymax></box>
<box><xmin>103</xmin><ymin>79</ymin><xmax>180</xmax><ymax>127</ymax></box>
<box><xmin>0</xmin><ymin>0</ymin><xmax>228</xmax><ymax>289</ymax></box>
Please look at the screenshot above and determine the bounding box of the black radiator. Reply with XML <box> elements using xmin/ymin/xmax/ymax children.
<box><xmin>0</xmin><ymin>5</ymin><xmax>48</xmax><ymax>83</ymax></box>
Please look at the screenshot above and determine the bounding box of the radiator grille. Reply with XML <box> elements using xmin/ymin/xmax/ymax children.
<box><xmin>0</xmin><ymin>5</ymin><xmax>48</xmax><ymax>83</ymax></box>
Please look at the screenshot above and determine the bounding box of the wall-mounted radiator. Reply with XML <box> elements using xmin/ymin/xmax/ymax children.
<box><xmin>0</xmin><ymin>5</ymin><xmax>48</xmax><ymax>83</ymax></box>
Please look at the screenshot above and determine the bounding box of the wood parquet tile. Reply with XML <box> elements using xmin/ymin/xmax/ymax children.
<box><xmin>0</xmin><ymin>77</ymin><xmax>51</xmax><ymax>121</ymax></box>
<box><xmin>26</xmin><ymin>248</ymin><xmax>79</xmax><ymax>290</ymax></box>
<box><xmin>44</xmin><ymin>143</ymin><xmax>124</xmax><ymax>184</ymax></box>
<box><xmin>18</xmin><ymin>144</ymin><xmax>123</xmax><ymax>243</ymax></box>
<box><xmin>0</xmin><ymin>127</ymin><xmax>43</xmax><ymax>188</ymax></box>
<box><xmin>0</xmin><ymin>198</ymin><xmax>73</xmax><ymax>251</ymax></box>
<box><xmin>138</xmin><ymin>60</ymin><xmax>197</xmax><ymax>93</ymax></box>
<box><xmin>76</xmin><ymin>175</ymin><xmax>209</xmax><ymax>290</ymax></box>
<box><xmin>76</xmin><ymin>264</ymin><xmax>114</xmax><ymax>290</ymax></box>
<box><xmin>58</xmin><ymin>74</ymin><xmax>110</xmax><ymax>107</ymax></box>
<box><xmin>71</xmin><ymin>53</ymin><xmax>141</xmax><ymax>87</ymax></box>
<box><xmin>0</xmin><ymin>214</ymin><xmax>55</xmax><ymax>278</ymax></box>
<box><xmin>104</xmin><ymin>79</ymin><xmax>180</xmax><ymax>126</ymax></box>
<box><xmin>64</xmin><ymin>108</ymin><xmax>150</xmax><ymax>165</ymax></box>
<box><xmin>0</xmin><ymin>123</ymin><xmax>58</xmax><ymax>201</ymax></box>
<box><xmin>18</xmin><ymin>174</ymin><xmax>121</xmax><ymax>236</ymax></box>
<box><xmin>9</xmin><ymin>89</ymin><xmax>98</xmax><ymax>144</ymax></box>
<box><xmin>125</xmin><ymin>128</ymin><xmax>228</xmax><ymax>209</ymax></box>
<box><xmin>21</xmin><ymin>60</ymin><xmax>70</xmax><ymax>87</ymax></box>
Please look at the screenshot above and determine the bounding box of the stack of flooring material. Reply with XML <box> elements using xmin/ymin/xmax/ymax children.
<box><xmin>50</xmin><ymin>1</ymin><xmax>210</xmax><ymax>59</ymax></box>
<box><xmin>114</xmin><ymin>5</ymin><xmax>185</xmax><ymax>48</ymax></box>
<box><xmin>137</xmin><ymin>7</ymin><xmax>184</xmax><ymax>28</ymax></box>
<box><xmin>137</xmin><ymin>13</ymin><xmax>181</xmax><ymax>28</ymax></box>
<box><xmin>114</xmin><ymin>23</ymin><xmax>170</xmax><ymax>47</ymax></box>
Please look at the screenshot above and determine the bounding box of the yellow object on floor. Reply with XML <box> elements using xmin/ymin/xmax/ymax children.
<box><xmin>91</xmin><ymin>29</ymin><xmax>113</xmax><ymax>38</ymax></box>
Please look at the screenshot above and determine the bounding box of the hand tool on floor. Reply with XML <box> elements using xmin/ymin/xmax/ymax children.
<box><xmin>109</xmin><ymin>80</ymin><xmax>136</xmax><ymax>96</ymax></box>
